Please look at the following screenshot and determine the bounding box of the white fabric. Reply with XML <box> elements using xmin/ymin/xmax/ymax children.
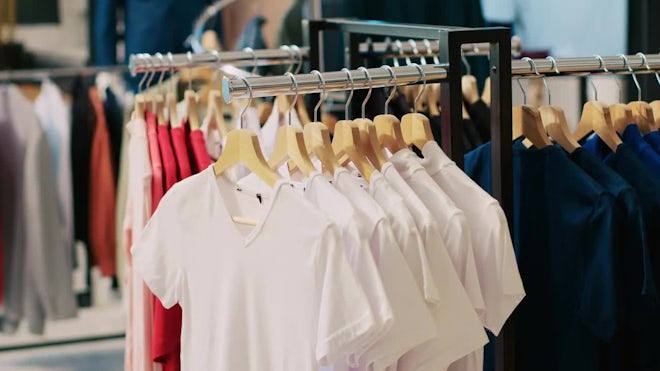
<box><xmin>421</xmin><ymin>141</ymin><xmax>525</xmax><ymax>371</ymax></box>
<box><xmin>34</xmin><ymin>79</ymin><xmax>74</xmax><ymax>266</ymax></box>
<box><xmin>238</xmin><ymin>170</ymin><xmax>393</xmax><ymax>367</ymax></box>
<box><xmin>379</xmin><ymin>163</ymin><xmax>487</xmax><ymax>371</ymax></box>
<box><xmin>333</xmin><ymin>168</ymin><xmax>436</xmax><ymax>371</ymax></box>
<box><xmin>388</xmin><ymin>149</ymin><xmax>486</xmax><ymax>320</ymax></box>
<box><xmin>123</xmin><ymin>116</ymin><xmax>157</xmax><ymax>371</ymax></box>
<box><xmin>132</xmin><ymin>168</ymin><xmax>376</xmax><ymax>370</ymax></box>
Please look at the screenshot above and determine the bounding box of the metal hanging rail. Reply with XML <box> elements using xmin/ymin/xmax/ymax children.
<box><xmin>360</xmin><ymin>36</ymin><xmax>522</xmax><ymax>58</ymax></box>
<box><xmin>511</xmin><ymin>53</ymin><xmax>660</xmax><ymax>76</ymax></box>
<box><xmin>128</xmin><ymin>46</ymin><xmax>310</xmax><ymax>76</ymax></box>
<box><xmin>221</xmin><ymin>64</ymin><xmax>447</xmax><ymax>102</ymax></box>
<box><xmin>0</xmin><ymin>65</ymin><xmax>127</xmax><ymax>81</ymax></box>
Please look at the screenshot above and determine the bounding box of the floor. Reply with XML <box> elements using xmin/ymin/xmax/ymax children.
<box><xmin>0</xmin><ymin>338</ymin><xmax>124</xmax><ymax>370</ymax></box>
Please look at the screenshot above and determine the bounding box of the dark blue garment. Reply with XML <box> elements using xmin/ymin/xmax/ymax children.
<box><xmin>103</xmin><ymin>88</ymin><xmax>123</xmax><ymax>180</ymax></box>
<box><xmin>645</xmin><ymin>131</ymin><xmax>660</xmax><ymax>154</ymax></box>
<box><xmin>465</xmin><ymin>140</ymin><xmax>619</xmax><ymax>371</ymax></box>
<box><xmin>585</xmin><ymin>125</ymin><xmax>660</xmax><ymax>177</ymax></box>
<box><xmin>570</xmin><ymin>147</ymin><xmax>660</xmax><ymax>371</ymax></box>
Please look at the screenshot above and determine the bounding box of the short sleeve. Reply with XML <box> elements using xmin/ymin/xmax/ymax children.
<box><xmin>315</xmin><ymin>224</ymin><xmax>376</xmax><ymax>367</ymax></box>
<box><xmin>131</xmin><ymin>190</ymin><xmax>184</xmax><ymax>309</ymax></box>
<box><xmin>578</xmin><ymin>194</ymin><xmax>619</xmax><ymax>342</ymax></box>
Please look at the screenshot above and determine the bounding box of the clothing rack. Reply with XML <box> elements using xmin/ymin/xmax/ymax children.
<box><xmin>359</xmin><ymin>36</ymin><xmax>522</xmax><ymax>58</ymax></box>
<box><xmin>128</xmin><ymin>47</ymin><xmax>309</xmax><ymax>76</ymax></box>
<box><xmin>511</xmin><ymin>53</ymin><xmax>660</xmax><ymax>76</ymax></box>
<box><xmin>221</xmin><ymin>64</ymin><xmax>447</xmax><ymax>100</ymax></box>
<box><xmin>303</xmin><ymin>18</ymin><xmax>514</xmax><ymax>371</ymax></box>
<box><xmin>0</xmin><ymin>65</ymin><xmax>127</xmax><ymax>81</ymax></box>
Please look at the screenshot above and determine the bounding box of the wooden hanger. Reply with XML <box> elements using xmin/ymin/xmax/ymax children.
<box><xmin>213</xmin><ymin>78</ymin><xmax>281</xmax><ymax>187</ymax></box>
<box><xmin>352</xmin><ymin>67</ymin><xmax>387</xmax><ymax>169</ymax></box>
<box><xmin>482</xmin><ymin>77</ymin><xmax>491</xmax><ymax>107</ymax></box>
<box><xmin>609</xmin><ymin>103</ymin><xmax>633</xmax><ymax>134</ymax></box>
<box><xmin>648</xmin><ymin>101</ymin><xmax>660</xmax><ymax>132</ymax></box>
<box><xmin>373</xmin><ymin>66</ymin><xmax>409</xmax><ymax>153</ymax></box>
<box><xmin>185</xmin><ymin>90</ymin><xmax>201</xmax><ymax>130</ymax></box>
<box><xmin>539</xmin><ymin>106</ymin><xmax>580</xmax><ymax>153</ymax></box>
<box><xmin>401</xmin><ymin>65</ymin><xmax>435</xmax><ymax>149</ymax></box>
<box><xmin>302</xmin><ymin>70</ymin><xmax>341</xmax><ymax>175</ymax></box>
<box><xmin>575</xmin><ymin>101</ymin><xmax>622</xmax><ymax>152</ymax></box>
<box><xmin>537</xmin><ymin>57</ymin><xmax>579</xmax><ymax>152</ymax></box>
<box><xmin>513</xmin><ymin>59</ymin><xmax>553</xmax><ymax>148</ymax></box>
<box><xmin>268</xmin><ymin>73</ymin><xmax>318</xmax><ymax>176</ymax></box>
<box><xmin>333</xmin><ymin>120</ymin><xmax>375</xmax><ymax>181</ymax></box>
<box><xmin>462</xmin><ymin>74</ymin><xmax>479</xmax><ymax>106</ymax></box>
<box><xmin>204</xmin><ymin>89</ymin><xmax>230</xmax><ymax>137</ymax></box>
<box><xmin>628</xmin><ymin>101</ymin><xmax>654</xmax><ymax>134</ymax></box>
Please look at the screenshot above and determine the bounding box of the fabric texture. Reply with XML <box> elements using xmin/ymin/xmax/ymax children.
<box><xmin>88</xmin><ymin>87</ymin><xmax>117</xmax><ymax>277</ymax></box>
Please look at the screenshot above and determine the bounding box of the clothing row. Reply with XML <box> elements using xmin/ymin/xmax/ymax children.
<box><xmin>127</xmin><ymin>91</ymin><xmax>525</xmax><ymax>371</ymax></box>
<box><xmin>0</xmin><ymin>75</ymin><xmax>128</xmax><ymax>335</ymax></box>
<box><xmin>464</xmin><ymin>123</ymin><xmax>660</xmax><ymax>371</ymax></box>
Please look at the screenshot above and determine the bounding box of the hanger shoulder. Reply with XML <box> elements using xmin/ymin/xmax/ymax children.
<box><xmin>517</xmin><ymin>105</ymin><xmax>552</xmax><ymax>148</ymax></box>
<box><xmin>166</xmin><ymin>92</ymin><xmax>180</xmax><ymax>128</ymax></box>
<box><xmin>628</xmin><ymin>101</ymin><xmax>654</xmax><ymax>134</ymax></box>
<box><xmin>268</xmin><ymin>126</ymin><xmax>318</xmax><ymax>176</ymax></box>
<box><xmin>354</xmin><ymin>118</ymin><xmax>387</xmax><ymax>170</ymax></box>
<box><xmin>481</xmin><ymin>77</ymin><xmax>491</xmax><ymax>107</ymax></box>
<box><xmin>539</xmin><ymin>106</ymin><xmax>580</xmax><ymax>153</ymax></box>
<box><xmin>609</xmin><ymin>103</ymin><xmax>633</xmax><ymax>134</ymax></box>
<box><xmin>303</xmin><ymin>122</ymin><xmax>340</xmax><ymax>175</ymax></box>
<box><xmin>461</xmin><ymin>75</ymin><xmax>479</xmax><ymax>105</ymax></box>
<box><xmin>593</xmin><ymin>105</ymin><xmax>622</xmax><ymax>152</ymax></box>
<box><xmin>153</xmin><ymin>95</ymin><xmax>167</xmax><ymax>126</ymax></box>
<box><xmin>134</xmin><ymin>93</ymin><xmax>146</xmax><ymax>120</ymax></box>
<box><xmin>374</xmin><ymin>114</ymin><xmax>406</xmax><ymax>153</ymax></box>
<box><xmin>649</xmin><ymin>100</ymin><xmax>660</xmax><ymax>132</ymax></box>
<box><xmin>574</xmin><ymin>101</ymin><xmax>605</xmax><ymax>141</ymax></box>
<box><xmin>333</xmin><ymin>120</ymin><xmax>374</xmax><ymax>181</ymax></box>
<box><xmin>185</xmin><ymin>90</ymin><xmax>201</xmax><ymax>130</ymax></box>
<box><xmin>401</xmin><ymin>112</ymin><xmax>433</xmax><ymax>149</ymax></box>
<box><xmin>213</xmin><ymin>129</ymin><xmax>280</xmax><ymax>187</ymax></box>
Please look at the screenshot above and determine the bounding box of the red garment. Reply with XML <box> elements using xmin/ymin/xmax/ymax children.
<box><xmin>152</xmin><ymin>121</ymin><xmax>184</xmax><ymax>371</ymax></box>
<box><xmin>146</xmin><ymin>112</ymin><xmax>164</xmax><ymax>210</ymax></box>
<box><xmin>156</xmin><ymin>125</ymin><xmax>178</xmax><ymax>190</ymax></box>
<box><xmin>189</xmin><ymin>128</ymin><xmax>212</xmax><ymax>173</ymax></box>
<box><xmin>88</xmin><ymin>87</ymin><xmax>117</xmax><ymax>277</ymax></box>
<box><xmin>171</xmin><ymin>127</ymin><xmax>192</xmax><ymax>179</ymax></box>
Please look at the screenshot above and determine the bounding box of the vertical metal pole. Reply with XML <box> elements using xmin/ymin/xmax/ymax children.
<box><xmin>439</xmin><ymin>31</ymin><xmax>465</xmax><ymax>168</ymax></box>
<box><xmin>490</xmin><ymin>29</ymin><xmax>514</xmax><ymax>371</ymax></box>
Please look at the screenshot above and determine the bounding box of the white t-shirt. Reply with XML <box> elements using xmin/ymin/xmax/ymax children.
<box><xmin>333</xmin><ymin>168</ymin><xmax>437</xmax><ymax>371</ymax></box>
<box><xmin>238</xmin><ymin>171</ymin><xmax>393</xmax><ymax>368</ymax></box>
<box><xmin>379</xmin><ymin>162</ymin><xmax>487</xmax><ymax>371</ymax></box>
<box><xmin>420</xmin><ymin>141</ymin><xmax>525</xmax><ymax>335</ymax></box>
<box><xmin>388</xmin><ymin>149</ymin><xmax>486</xmax><ymax>319</ymax></box>
<box><xmin>132</xmin><ymin>168</ymin><xmax>376</xmax><ymax>370</ymax></box>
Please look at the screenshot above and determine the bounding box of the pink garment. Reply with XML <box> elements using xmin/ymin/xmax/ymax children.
<box><xmin>146</xmin><ymin>113</ymin><xmax>164</xmax><ymax>210</ymax></box>
<box><xmin>124</xmin><ymin>116</ymin><xmax>160</xmax><ymax>371</ymax></box>
<box><xmin>171</xmin><ymin>127</ymin><xmax>192</xmax><ymax>179</ymax></box>
<box><xmin>153</xmin><ymin>122</ymin><xmax>183</xmax><ymax>371</ymax></box>
<box><xmin>189</xmin><ymin>128</ymin><xmax>212</xmax><ymax>173</ymax></box>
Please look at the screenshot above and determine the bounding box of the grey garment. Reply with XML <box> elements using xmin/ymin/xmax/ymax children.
<box><xmin>0</xmin><ymin>85</ymin><xmax>77</xmax><ymax>334</ymax></box>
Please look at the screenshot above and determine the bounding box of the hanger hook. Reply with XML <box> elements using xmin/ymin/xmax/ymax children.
<box><xmin>411</xmin><ymin>63</ymin><xmax>427</xmax><ymax>114</ymax></box>
<box><xmin>381</xmin><ymin>65</ymin><xmax>397</xmax><ymax>115</ymax></box>
<box><xmin>341</xmin><ymin>68</ymin><xmax>355</xmax><ymax>120</ymax></box>
<box><xmin>408</xmin><ymin>39</ymin><xmax>423</xmax><ymax>65</ymax></box>
<box><xmin>291</xmin><ymin>45</ymin><xmax>303</xmax><ymax>74</ymax></box>
<box><xmin>461</xmin><ymin>48</ymin><xmax>471</xmax><ymax>75</ymax></box>
<box><xmin>237</xmin><ymin>76</ymin><xmax>252</xmax><ymax>130</ymax></box>
<box><xmin>156</xmin><ymin>53</ymin><xmax>167</xmax><ymax>92</ymax></box>
<box><xmin>655</xmin><ymin>52</ymin><xmax>660</xmax><ymax>88</ymax></box>
<box><xmin>619</xmin><ymin>53</ymin><xmax>641</xmax><ymax>101</ymax></box>
<box><xmin>284</xmin><ymin>72</ymin><xmax>299</xmax><ymax>126</ymax></box>
<box><xmin>637</xmin><ymin>52</ymin><xmax>650</xmax><ymax>100</ymax></box>
<box><xmin>311</xmin><ymin>70</ymin><xmax>326</xmax><ymax>123</ymax></box>
<box><xmin>393</xmin><ymin>39</ymin><xmax>404</xmax><ymax>67</ymax></box>
<box><xmin>595</xmin><ymin>54</ymin><xmax>622</xmax><ymax>102</ymax></box>
<box><xmin>545</xmin><ymin>56</ymin><xmax>560</xmax><ymax>104</ymax></box>
<box><xmin>186</xmin><ymin>51</ymin><xmax>194</xmax><ymax>91</ymax></box>
<box><xmin>522</xmin><ymin>56</ymin><xmax>550</xmax><ymax>105</ymax></box>
<box><xmin>167</xmin><ymin>52</ymin><xmax>175</xmax><ymax>95</ymax></box>
<box><xmin>589</xmin><ymin>55</ymin><xmax>604</xmax><ymax>101</ymax></box>
<box><xmin>145</xmin><ymin>56</ymin><xmax>157</xmax><ymax>90</ymax></box>
<box><xmin>358</xmin><ymin>67</ymin><xmax>373</xmax><ymax>118</ymax></box>
<box><xmin>137</xmin><ymin>54</ymin><xmax>149</xmax><ymax>94</ymax></box>
<box><xmin>280</xmin><ymin>45</ymin><xmax>294</xmax><ymax>74</ymax></box>
<box><xmin>242</xmin><ymin>47</ymin><xmax>258</xmax><ymax>75</ymax></box>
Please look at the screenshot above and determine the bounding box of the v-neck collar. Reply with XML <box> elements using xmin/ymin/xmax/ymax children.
<box><xmin>207</xmin><ymin>167</ymin><xmax>289</xmax><ymax>247</ymax></box>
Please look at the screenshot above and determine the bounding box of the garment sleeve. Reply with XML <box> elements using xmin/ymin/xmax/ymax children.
<box><xmin>131</xmin><ymin>189</ymin><xmax>184</xmax><ymax>309</ymax></box>
<box><xmin>578</xmin><ymin>194</ymin><xmax>619</xmax><ymax>342</ymax></box>
<box><xmin>315</xmin><ymin>224</ymin><xmax>376</xmax><ymax>367</ymax></box>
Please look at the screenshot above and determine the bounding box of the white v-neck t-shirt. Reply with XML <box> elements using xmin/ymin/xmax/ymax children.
<box><xmin>378</xmin><ymin>162</ymin><xmax>487</xmax><ymax>371</ymax></box>
<box><xmin>333</xmin><ymin>168</ymin><xmax>437</xmax><ymax>371</ymax></box>
<box><xmin>388</xmin><ymin>149</ymin><xmax>486</xmax><ymax>319</ymax></box>
<box><xmin>238</xmin><ymin>170</ymin><xmax>393</xmax><ymax>368</ymax></box>
<box><xmin>132</xmin><ymin>167</ymin><xmax>376</xmax><ymax>370</ymax></box>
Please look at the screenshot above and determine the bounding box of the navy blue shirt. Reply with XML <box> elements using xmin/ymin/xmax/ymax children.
<box><xmin>465</xmin><ymin>140</ymin><xmax>619</xmax><ymax>371</ymax></box>
<box><xmin>571</xmin><ymin>147</ymin><xmax>660</xmax><ymax>371</ymax></box>
<box><xmin>585</xmin><ymin>125</ymin><xmax>660</xmax><ymax>178</ymax></box>
<box><xmin>645</xmin><ymin>131</ymin><xmax>660</xmax><ymax>154</ymax></box>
